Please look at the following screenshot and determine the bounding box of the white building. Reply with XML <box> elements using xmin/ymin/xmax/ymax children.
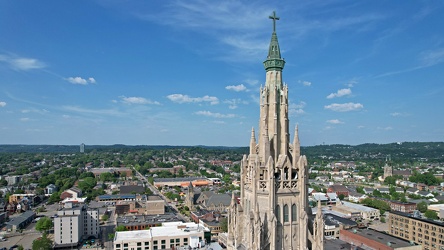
<box><xmin>5</xmin><ymin>175</ymin><xmax>21</xmax><ymax>186</ymax></box>
<box><xmin>53</xmin><ymin>203</ymin><xmax>99</xmax><ymax>249</ymax></box>
<box><xmin>114</xmin><ymin>222</ymin><xmax>209</xmax><ymax>250</ymax></box>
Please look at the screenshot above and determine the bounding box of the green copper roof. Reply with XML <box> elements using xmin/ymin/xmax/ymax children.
<box><xmin>263</xmin><ymin>11</ymin><xmax>285</xmax><ymax>71</ymax></box>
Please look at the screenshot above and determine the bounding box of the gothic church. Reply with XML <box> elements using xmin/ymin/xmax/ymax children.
<box><xmin>227</xmin><ymin>12</ymin><xmax>324</xmax><ymax>250</ymax></box>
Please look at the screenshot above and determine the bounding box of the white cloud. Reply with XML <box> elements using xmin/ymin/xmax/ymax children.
<box><xmin>378</xmin><ymin>126</ymin><xmax>393</xmax><ymax>131</ymax></box>
<box><xmin>289</xmin><ymin>101</ymin><xmax>306</xmax><ymax>116</ymax></box>
<box><xmin>327</xmin><ymin>88</ymin><xmax>352</xmax><ymax>99</ymax></box>
<box><xmin>20</xmin><ymin>108</ymin><xmax>48</xmax><ymax>115</ymax></box>
<box><xmin>167</xmin><ymin>94</ymin><xmax>219</xmax><ymax>105</ymax></box>
<box><xmin>0</xmin><ymin>101</ymin><xmax>6</xmax><ymax>107</ymax></box>
<box><xmin>327</xmin><ymin>119</ymin><xmax>344</xmax><ymax>124</ymax></box>
<box><xmin>390</xmin><ymin>112</ymin><xmax>409</xmax><ymax>117</ymax></box>
<box><xmin>63</xmin><ymin>106</ymin><xmax>124</xmax><ymax>116</ymax></box>
<box><xmin>420</xmin><ymin>47</ymin><xmax>444</xmax><ymax>67</ymax></box>
<box><xmin>225</xmin><ymin>84</ymin><xmax>247</xmax><ymax>92</ymax></box>
<box><xmin>244</xmin><ymin>79</ymin><xmax>259</xmax><ymax>86</ymax></box>
<box><xmin>299</xmin><ymin>80</ymin><xmax>312</xmax><ymax>86</ymax></box>
<box><xmin>347</xmin><ymin>80</ymin><xmax>358</xmax><ymax>87</ymax></box>
<box><xmin>194</xmin><ymin>110</ymin><xmax>235</xmax><ymax>118</ymax></box>
<box><xmin>324</xmin><ymin>102</ymin><xmax>363</xmax><ymax>112</ymax></box>
<box><xmin>0</xmin><ymin>54</ymin><xmax>46</xmax><ymax>71</ymax></box>
<box><xmin>120</xmin><ymin>96</ymin><xmax>160</xmax><ymax>105</ymax></box>
<box><xmin>223</xmin><ymin>99</ymin><xmax>248</xmax><ymax>109</ymax></box>
<box><xmin>357</xmin><ymin>125</ymin><xmax>365</xmax><ymax>129</ymax></box>
<box><xmin>67</xmin><ymin>77</ymin><xmax>96</xmax><ymax>85</ymax></box>
<box><xmin>20</xmin><ymin>117</ymin><xmax>30</xmax><ymax>122</ymax></box>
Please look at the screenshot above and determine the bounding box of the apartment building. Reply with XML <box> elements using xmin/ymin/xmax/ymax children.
<box><xmin>53</xmin><ymin>203</ymin><xmax>99</xmax><ymax>249</ymax></box>
<box><xmin>389</xmin><ymin>211</ymin><xmax>444</xmax><ymax>250</ymax></box>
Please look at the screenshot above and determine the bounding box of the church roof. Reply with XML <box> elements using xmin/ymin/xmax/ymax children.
<box><xmin>206</xmin><ymin>193</ymin><xmax>232</xmax><ymax>207</ymax></box>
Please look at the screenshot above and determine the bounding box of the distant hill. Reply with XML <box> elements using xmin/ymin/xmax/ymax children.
<box><xmin>302</xmin><ymin>142</ymin><xmax>444</xmax><ymax>162</ymax></box>
<box><xmin>0</xmin><ymin>142</ymin><xmax>443</xmax><ymax>162</ymax></box>
<box><xmin>0</xmin><ymin>144</ymin><xmax>248</xmax><ymax>154</ymax></box>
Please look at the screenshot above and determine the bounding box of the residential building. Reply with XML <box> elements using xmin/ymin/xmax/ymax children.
<box><xmin>53</xmin><ymin>203</ymin><xmax>99</xmax><ymax>249</ymax></box>
<box><xmin>45</xmin><ymin>184</ymin><xmax>57</xmax><ymax>196</ymax></box>
<box><xmin>389</xmin><ymin>211</ymin><xmax>444</xmax><ymax>250</ymax></box>
<box><xmin>4</xmin><ymin>176</ymin><xmax>21</xmax><ymax>186</ymax></box>
<box><xmin>327</xmin><ymin>184</ymin><xmax>350</xmax><ymax>197</ymax></box>
<box><xmin>60</xmin><ymin>187</ymin><xmax>82</xmax><ymax>200</ymax></box>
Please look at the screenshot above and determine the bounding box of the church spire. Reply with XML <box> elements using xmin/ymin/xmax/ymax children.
<box><xmin>263</xmin><ymin>11</ymin><xmax>285</xmax><ymax>72</ymax></box>
<box><xmin>249</xmin><ymin>127</ymin><xmax>256</xmax><ymax>155</ymax></box>
<box><xmin>293</xmin><ymin>125</ymin><xmax>301</xmax><ymax>160</ymax></box>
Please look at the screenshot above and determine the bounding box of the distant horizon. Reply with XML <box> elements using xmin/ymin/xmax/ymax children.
<box><xmin>1</xmin><ymin>140</ymin><xmax>443</xmax><ymax>148</ymax></box>
<box><xmin>1</xmin><ymin>1</ymin><xmax>443</xmax><ymax>146</ymax></box>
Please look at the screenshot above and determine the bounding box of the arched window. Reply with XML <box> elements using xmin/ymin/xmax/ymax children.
<box><xmin>283</xmin><ymin>204</ymin><xmax>289</xmax><ymax>222</ymax></box>
<box><xmin>292</xmin><ymin>204</ymin><xmax>297</xmax><ymax>222</ymax></box>
<box><xmin>276</xmin><ymin>205</ymin><xmax>280</xmax><ymax>222</ymax></box>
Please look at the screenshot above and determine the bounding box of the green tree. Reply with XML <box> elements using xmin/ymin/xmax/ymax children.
<box><xmin>220</xmin><ymin>217</ymin><xmax>228</xmax><ymax>232</ymax></box>
<box><xmin>424</xmin><ymin>210</ymin><xmax>439</xmax><ymax>220</ymax></box>
<box><xmin>102</xmin><ymin>214</ymin><xmax>109</xmax><ymax>221</ymax></box>
<box><xmin>177</xmin><ymin>168</ymin><xmax>185</xmax><ymax>177</ymax></box>
<box><xmin>77</xmin><ymin>177</ymin><xmax>97</xmax><ymax>192</ymax></box>
<box><xmin>35</xmin><ymin>217</ymin><xmax>53</xmax><ymax>233</ymax></box>
<box><xmin>0</xmin><ymin>179</ymin><xmax>8</xmax><ymax>187</ymax></box>
<box><xmin>356</xmin><ymin>186</ymin><xmax>365</xmax><ymax>194</ymax></box>
<box><xmin>100</xmin><ymin>172</ymin><xmax>114</xmax><ymax>182</ymax></box>
<box><xmin>380</xmin><ymin>217</ymin><xmax>386</xmax><ymax>223</ymax></box>
<box><xmin>116</xmin><ymin>225</ymin><xmax>127</xmax><ymax>231</ymax></box>
<box><xmin>417</xmin><ymin>201</ymin><xmax>428</xmax><ymax>213</ymax></box>
<box><xmin>32</xmin><ymin>233</ymin><xmax>53</xmax><ymax>250</ymax></box>
<box><xmin>338</xmin><ymin>194</ymin><xmax>345</xmax><ymax>200</ymax></box>
<box><xmin>108</xmin><ymin>233</ymin><xmax>115</xmax><ymax>240</ymax></box>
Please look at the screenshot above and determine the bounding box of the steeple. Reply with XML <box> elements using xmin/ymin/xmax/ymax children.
<box><xmin>263</xmin><ymin>11</ymin><xmax>285</xmax><ymax>72</ymax></box>
<box><xmin>249</xmin><ymin>127</ymin><xmax>256</xmax><ymax>155</ymax></box>
<box><xmin>293</xmin><ymin>125</ymin><xmax>301</xmax><ymax>160</ymax></box>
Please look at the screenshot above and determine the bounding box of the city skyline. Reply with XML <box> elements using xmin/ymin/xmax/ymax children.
<box><xmin>1</xmin><ymin>1</ymin><xmax>444</xmax><ymax>147</ymax></box>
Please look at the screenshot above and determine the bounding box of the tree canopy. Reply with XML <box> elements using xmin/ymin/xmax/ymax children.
<box><xmin>35</xmin><ymin>217</ymin><xmax>53</xmax><ymax>232</ymax></box>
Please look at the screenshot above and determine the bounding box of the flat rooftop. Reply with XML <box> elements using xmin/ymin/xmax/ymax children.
<box><xmin>116</xmin><ymin>213</ymin><xmax>182</xmax><ymax>226</ymax></box>
<box><xmin>341</xmin><ymin>201</ymin><xmax>378</xmax><ymax>212</ymax></box>
<box><xmin>346</xmin><ymin>228</ymin><xmax>418</xmax><ymax>248</ymax></box>
<box><xmin>114</xmin><ymin>222</ymin><xmax>208</xmax><ymax>241</ymax></box>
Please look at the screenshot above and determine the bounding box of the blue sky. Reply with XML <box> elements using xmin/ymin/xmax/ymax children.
<box><xmin>1</xmin><ymin>1</ymin><xmax>443</xmax><ymax>147</ymax></box>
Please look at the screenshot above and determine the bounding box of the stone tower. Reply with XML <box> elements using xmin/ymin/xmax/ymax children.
<box><xmin>227</xmin><ymin>12</ymin><xmax>324</xmax><ymax>250</ymax></box>
<box><xmin>186</xmin><ymin>181</ymin><xmax>194</xmax><ymax>210</ymax></box>
<box><xmin>383</xmin><ymin>156</ymin><xmax>393</xmax><ymax>180</ymax></box>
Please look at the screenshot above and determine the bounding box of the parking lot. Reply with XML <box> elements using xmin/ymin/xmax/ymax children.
<box><xmin>0</xmin><ymin>221</ymin><xmax>43</xmax><ymax>250</ymax></box>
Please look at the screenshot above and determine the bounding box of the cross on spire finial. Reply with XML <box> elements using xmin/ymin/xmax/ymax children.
<box><xmin>269</xmin><ymin>11</ymin><xmax>280</xmax><ymax>32</ymax></box>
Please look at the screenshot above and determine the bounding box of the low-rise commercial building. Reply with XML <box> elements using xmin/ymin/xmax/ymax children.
<box><xmin>5</xmin><ymin>210</ymin><xmax>35</xmax><ymax>232</ymax></box>
<box><xmin>114</xmin><ymin>222</ymin><xmax>210</xmax><ymax>250</ymax></box>
<box><xmin>333</xmin><ymin>201</ymin><xmax>380</xmax><ymax>221</ymax></box>
<box><xmin>340</xmin><ymin>228</ymin><xmax>421</xmax><ymax>250</ymax></box>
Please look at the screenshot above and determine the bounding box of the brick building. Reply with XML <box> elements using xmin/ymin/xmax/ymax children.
<box><xmin>389</xmin><ymin>211</ymin><xmax>444</xmax><ymax>250</ymax></box>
